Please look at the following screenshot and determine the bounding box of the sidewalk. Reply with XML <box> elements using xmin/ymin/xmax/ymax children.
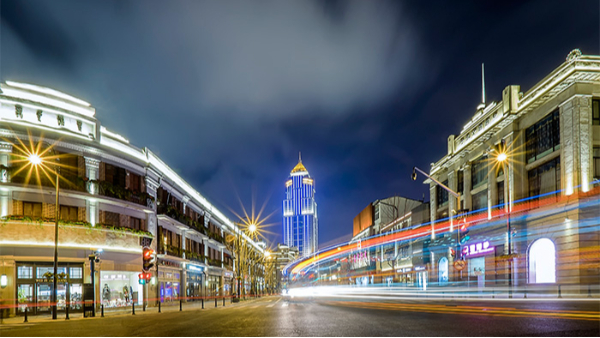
<box><xmin>0</xmin><ymin>296</ymin><xmax>268</xmax><ymax>326</ymax></box>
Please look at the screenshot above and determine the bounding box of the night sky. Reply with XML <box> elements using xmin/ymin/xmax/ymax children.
<box><xmin>1</xmin><ymin>0</ymin><xmax>598</xmax><ymax>248</ymax></box>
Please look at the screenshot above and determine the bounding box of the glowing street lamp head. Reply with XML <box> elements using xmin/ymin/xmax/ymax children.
<box><xmin>264</xmin><ymin>251</ymin><xmax>270</xmax><ymax>258</ymax></box>
<box><xmin>248</xmin><ymin>223</ymin><xmax>257</xmax><ymax>233</ymax></box>
<box><xmin>497</xmin><ymin>153</ymin><xmax>508</xmax><ymax>162</ymax></box>
<box><xmin>28</xmin><ymin>153</ymin><xmax>42</xmax><ymax>165</ymax></box>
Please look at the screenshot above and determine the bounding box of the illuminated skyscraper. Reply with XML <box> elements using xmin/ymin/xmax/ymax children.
<box><xmin>283</xmin><ymin>153</ymin><xmax>318</xmax><ymax>257</ymax></box>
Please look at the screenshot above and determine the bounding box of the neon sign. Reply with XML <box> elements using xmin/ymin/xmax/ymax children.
<box><xmin>463</xmin><ymin>241</ymin><xmax>494</xmax><ymax>257</ymax></box>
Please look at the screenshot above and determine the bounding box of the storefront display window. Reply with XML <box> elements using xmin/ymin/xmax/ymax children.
<box><xmin>16</xmin><ymin>262</ymin><xmax>84</xmax><ymax>315</ymax></box>
<box><xmin>100</xmin><ymin>271</ymin><xmax>143</xmax><ymax>307</ymax></box>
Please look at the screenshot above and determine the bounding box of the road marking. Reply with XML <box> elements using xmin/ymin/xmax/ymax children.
<box><xmin>251</xmin><ymin>305</ymin><xmax>261</xmax><ymax>308</ymax></box>
<box><xmin>282</xmin><ymin>303</ymin><xmax>288</xmax><ymax>307</ymax></box>
<box><xmin>267</xmin><ymin>303</ymin><xmax>275</xmax><ymax>307</ymax></box>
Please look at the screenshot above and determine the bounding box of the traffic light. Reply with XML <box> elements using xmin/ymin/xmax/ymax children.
<box><xmin>138</xmin><ymin>272</ymin><xmax>152</xmax><ymax>285</ymax></box>
<box><xmin>142</xmin><ymin>247</ymin><xmax>155</xmax><ymax>272</ymax></box>
<box><xmin>450</xmin><ymin>248</ymin><xmax>456</xmax><ymax>258</ymax></box>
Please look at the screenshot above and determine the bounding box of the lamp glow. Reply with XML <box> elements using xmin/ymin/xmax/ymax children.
<box><xmin>0</xmin><ymin>274</ymin><xmax>7</xmax><ymax>288</ymax></box>
<box><xmin>249</xmin><ymin>224</ymin><xmax>257</xmax><ymax>233</ymax></box>
<box><xmin>28</xmin><ymin>154</ymin><xmax>42</xmax><ymax>165</ymax></box>
<box><xmin>497</xmin><ymin>153</ymin><xmax>507</xmax><ymax>162</ymax></box>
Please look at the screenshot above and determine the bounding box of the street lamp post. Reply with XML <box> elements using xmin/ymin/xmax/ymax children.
<box><xmin>29</xmin><ymin>153</ymin><xmax>60</xmax><ymax>320</ymax></box>
<box><xmin>497</xmin><ymin>152</ymin><xmax>513</xmax><ymax>298</ymax></box>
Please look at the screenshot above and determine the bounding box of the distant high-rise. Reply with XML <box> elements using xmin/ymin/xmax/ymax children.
<box><xmin>283</xmin><ymin>153</ymin><xmax>318</xmax><ymax>257</ymax></box>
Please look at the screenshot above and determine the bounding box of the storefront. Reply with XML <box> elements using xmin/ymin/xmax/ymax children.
<box><xmin>206</xmin><ymin>268</ymin><xmax>222</xmax><ymax>296</ymax></box>
<box><xmin>158</xmin><ymin>259</ymin><xmax>182</xmax><ymax>303</ymax></box>
<box><xmin>15</xmin><ymin>262</ymin><xmax>84</xmax><ymax>315</ymax></box>
<box><xmin>463</xmin><ymin>240</ymin><xmax>495</xmax><ymax>289</ymax></box>
<box><xmin>100</xmin><ymin>271</ymin><xmax>143</xmax><ymax>308</ymax></box>
<box><xmin>223</xmin><ymin>271</ymin><xmax>234</xmax><ymax>296</ymax></box>
<box><xmin>185</xmin><ymin>264</ymin><xmax>205</xmax><ymax>301</ymax></box>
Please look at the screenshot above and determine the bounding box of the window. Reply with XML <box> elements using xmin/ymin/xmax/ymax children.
<box><xmin>437</xmin><ymin>181</ymin><xmax>449</xmax><ymax>207</ymax></box>
<box><xmin>528</xmin><ymin>157</ymin><xmax>561</xmax><ymax>198</ymax></box>
<box><xmin>529</xmin><ymin>238</ymin><xmax>556</xmax><ymax>283</ymax></box>
<box><xmin>129</xmin><ymin>217</ymin><xmax>141</xmax><ymax>230</ymax></box>
<box><xmin>526</xmin><ymin>110</ymin><xmax>560</xmax><ymax>163</ymax></box>
<box><xmin>594</xmin><ymin>147</ymin><xmax>600</xmax><ymax>181</ymax></box>
<box><xmin>104</xmin><ymin>211</ymin><xmax>120</xmax><ymax>227</ymax></box>
<box><xmin>497</xmin><ymin>181</ymin><xmax>505</xmax><ymax>207</ymax></box>
<box><xmin>70</xmin><ymin>267</ymin><xmax>82</xmax><ymax>279</ymax></box>
<box><xmin>593</xmin><ymin>99</ymin><xmax>600</xmax><ymax>125</ymax></box>
<box><xmin>17</xmin><ymin>266</ymin><xmax>33</xmax><ymax>279</ymax></box>
<box><xmin>457</xmin><ymin>170</ymin><xmax>464</xmax><ymax>195</ymax></box>
<box><xmin>60</xmin><ymin>205</ymin><xmax>78</xmax><ymax>222</ymax></box>
<box><xmin>23</xmin><ymin>202</ymin><xmax>42</xmax><ymax>218</ymax></box>
<box><xmin>471</xmin><ymin>156</ymin><xmax>488</xmax><ymax>189</ymax></box>
<box><xmin>472</xmin><ymin>189</ymin><xmax>488</xmax><ymax>211</ymax></box>
<box><xmin>104</xmin><ymin>163</ymin><xmax>127</xmax><ymax>187</ymax></box>
<box><xmin>129</xmin><ymin>172</ymin><xmax>141</xmax><ymax>192</ymax></box>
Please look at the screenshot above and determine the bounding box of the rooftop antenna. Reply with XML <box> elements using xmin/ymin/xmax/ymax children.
<box><xmin>299</xmin><ymin>151</ymin><xmax>302</xmax><ymax>163</ymax></box>
<box><xmin>481</xmin><ymin>63</ymin><xmax>486</xmax><ymax>105</ymax></box>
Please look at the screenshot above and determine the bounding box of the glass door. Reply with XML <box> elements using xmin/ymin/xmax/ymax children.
<box><xmin>70</xmin><ymin>283</ymin><xmax>82</xmax><ymax>310</ymax></box>
<box><xmin>36</xmin><ymin>283</ymin><xmax>52</xmax><ymax>313</ymax></box>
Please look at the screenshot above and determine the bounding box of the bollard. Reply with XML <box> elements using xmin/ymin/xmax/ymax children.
<box><xmin>66</xmin><ymin>304</ymin><xmax>70</xmax><ymax>320</ymax></box>
<box><xmin>143</xmin><ymin>301</ymin><xmax>146</xmax><ymax>312</ymax></box>
<box><xmin>202</xmin><ymin>298</ymin><xmax>204</xmax><ymax>309</ymax></box>
<box><xmin>223</xmin><ymin>297</ymin><xmax>225</xmax><ymax>306</ymax></box>
<box><xmin>101</xmin><ymin>304</ymin><xmax>104</xmax><ymax>317</ymax></box>
<box><xmin>24</xmin><ymin>307</ymin><xmax>28</xmax><ymax>323</ymax></box>
<box><xmin>524</xmin><ymin>287</ymin><xmax>527</xmax><ymax>299</ymax></box>
<box><xmin>588</xmin><ymin>285</ymin><xmax>592</xmax><ymax>298</ymax></box>
<box><xmin>132</xmin><ymin>302</ymin><xmax>135</xmax><ymax>315</ymax></box>
<box><xmin>180</xmin><ymin>299</ymin><xmax>182</xmax><ymax>312</ymax></box>
<box><xmin>158</xmin><ymin>302</ymin><xmax>161</xmax><ymax>313</ymax></box>
<box><xmin>215</xmin><ymin>297</ymin><xmax>217</xmax><ymax>308</ymax></box>
<box><xmin>558</xmin><ymin>284</ymin><xmax>562</xmax><ymax>298</ymax></box>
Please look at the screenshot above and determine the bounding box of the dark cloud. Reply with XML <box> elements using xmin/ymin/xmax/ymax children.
<box><xmin>1</xmin><ymin>0</ymin><xmax>598</xmax><ymax>247</ymax></box>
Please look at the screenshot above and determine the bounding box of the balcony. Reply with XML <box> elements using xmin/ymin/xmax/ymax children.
<box><xmin>207</xmin><ymin>258</ymin><xmax>222</xmax><ymax>267</ymax></box>
<box><xmin>157</xmin><ymin>204</ymin><xmax>206</xmax><ymax>234</ymax></box>
<box><xmin>207</xmin><ymin>230</ymin><xmax>225</xmax><ymax>245</ymax></box>
<box><xmin>164</xmin><ymin>243</ymin><xmax>183</xmax><ymax>258</ymax></box>
<box><xmin>97</xmin><ymin>180</ymin><xmax>155</xmax><ymax>207</ymax></box>
<box><xmin>184</xmin><ymin>250</ymin><xmax>206</xmax><ymax>264</ymax></box>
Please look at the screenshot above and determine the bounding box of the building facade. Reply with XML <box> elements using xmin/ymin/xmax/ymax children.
<box><xmin>425</xmin><ymin>49</ymin><xmax>600</xmax><ymax>288</ymax></box>
<box><xmin>283</xmin><ymin>155</ymin><xmax>318</xmax><ymax>257</ymax></box>
<box><xmin>0</xmin><ymin>81</ymin><xmax>263</xmax><ymax>317</ymax></box>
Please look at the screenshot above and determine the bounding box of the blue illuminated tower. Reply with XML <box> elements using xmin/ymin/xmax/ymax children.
<box><xmin>283</xmin><ymin>153</ymin><xmax>318</xmax><ymax>257</ymax></box>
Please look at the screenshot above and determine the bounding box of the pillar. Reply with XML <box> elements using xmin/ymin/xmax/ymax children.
<box><xmin>84</xmin><ymin>157</ymin><xmax>100</xmax><ymax>225</ymax></box>
<box><xmin>463</xmin><ymin>164</ymin><xmax>472</xmax><ymax>211</ymax></box>
<box><xmin>560</xmin><ymin>95</ymin><xmax>593</xmax><ymax>194</ymax></box>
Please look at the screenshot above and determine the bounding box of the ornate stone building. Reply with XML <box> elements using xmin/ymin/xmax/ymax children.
<box><xmin>0</xmin><ymin>81</ymin><xmax>263</xmax><ymax>316</ymax></box>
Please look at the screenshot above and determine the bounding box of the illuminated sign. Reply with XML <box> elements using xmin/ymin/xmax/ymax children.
<box><xmin>463</xmin><ymin>241</ymin><xmax>494</xmax><ymax>257</ymax></box>
<box><xmin>188</xmin><ymin>264</ymin><xmax>205</xmax><ymax>272</ymax></box>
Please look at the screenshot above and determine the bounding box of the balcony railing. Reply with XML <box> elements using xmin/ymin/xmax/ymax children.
<box><xmin>207</xmin><ymin>258</ymin><xmax>222</xmax><ymax>267</ymax></box>
<box><xmin>184</xmin><ymin>250</ymin><xmax>206</xmax><ymax>263</ymax></box>
<box><xmin>165</xmin><ymin>243</ymin><xmax>182</xmax><ymax>258</ymax></box>
<box><xmin>97</xmin><ymin>180</ymin><xmax>154</xmax><ymax>207</ymax></box>
<box><xmin>157</xmin><ymin>204</ymin><xmax>207</xmax><ymax>235</ymax></box>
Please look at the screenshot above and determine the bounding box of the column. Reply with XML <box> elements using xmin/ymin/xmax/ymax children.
<box><xmin>429</xmin><ymin>182</ymin><xmax>437</xmax><ymax>239</ymax></box>
<box><xmin>0</xmin><ymin>142</ymin><xmax>13</xmax><ymax>217</ymax></box>
<box><xmin>84</xmin><ymin>157</ymin><xmax>100</xmax><ymax>225</ymax></box>
<box><xmin>487</xmin><ymin>159</ymin><xmax>497</xmax><ymax>220</ymax></box>
<box><xmin>463</xmin><ymin>164</ymin><xmax>472</xmax><ymax>211</ymax></box>
<box><xmin>560</xmin><ymin>95</ymin><xmax>593</xmax><ymax>194</ymax></box>
<box><xmin>447</xmin><ymin>170</ymin><xmax>456</xmax><ymax>231</ymax></box>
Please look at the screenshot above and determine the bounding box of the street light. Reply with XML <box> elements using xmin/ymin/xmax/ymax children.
<box><xmin>496</xmin><ymin>151</ymin><xmax>513</xmax><ymax>298</ymax></box>
<box><xmin>248</xmin><ymin>223</ymin><xmax>257</xmax><ymax>233</ymax></box>
<box><xmin>28</xmin><ymin>152</ymin><xmax>61</xmax><ymax>319</ymax></box>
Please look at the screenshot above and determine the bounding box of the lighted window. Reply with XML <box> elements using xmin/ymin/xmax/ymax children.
<box><xmin>528</xmin><ymin>238</ymin><xmax>556</xmax><ymax>284</ymax></box>
<box><xmin>438</xmin><ymin>257</ymin><xmax>448</xmax><ymax>285</ymax></box>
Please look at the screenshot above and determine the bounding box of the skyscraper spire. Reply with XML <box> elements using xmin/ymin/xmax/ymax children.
<box><xmin>299</xmin><ymin>151</ymin><xmax>302</xmax><ymax>163</ymax></box>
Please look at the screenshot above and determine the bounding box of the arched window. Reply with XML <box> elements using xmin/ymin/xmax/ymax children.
<box><xmin>438</xmin><ymin>257</ymin><xmax>449</xmax><ymax>285</ymax></box>
<box><xmin>529</xmin><ymin>238</ymin><xmax>556</xmax><ymax>283</ymax></box>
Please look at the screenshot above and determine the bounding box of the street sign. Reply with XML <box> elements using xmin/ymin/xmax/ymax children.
<box><xmin>453</xmin><ymin>260</ymin><xmax>466</xmax><ymax>271</ymax></box>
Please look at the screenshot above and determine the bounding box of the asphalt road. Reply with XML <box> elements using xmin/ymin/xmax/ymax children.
<box><xmin>1</xmin><ymin>296</ymin><xmax>599</xmax><ymax>336</ymax></box>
